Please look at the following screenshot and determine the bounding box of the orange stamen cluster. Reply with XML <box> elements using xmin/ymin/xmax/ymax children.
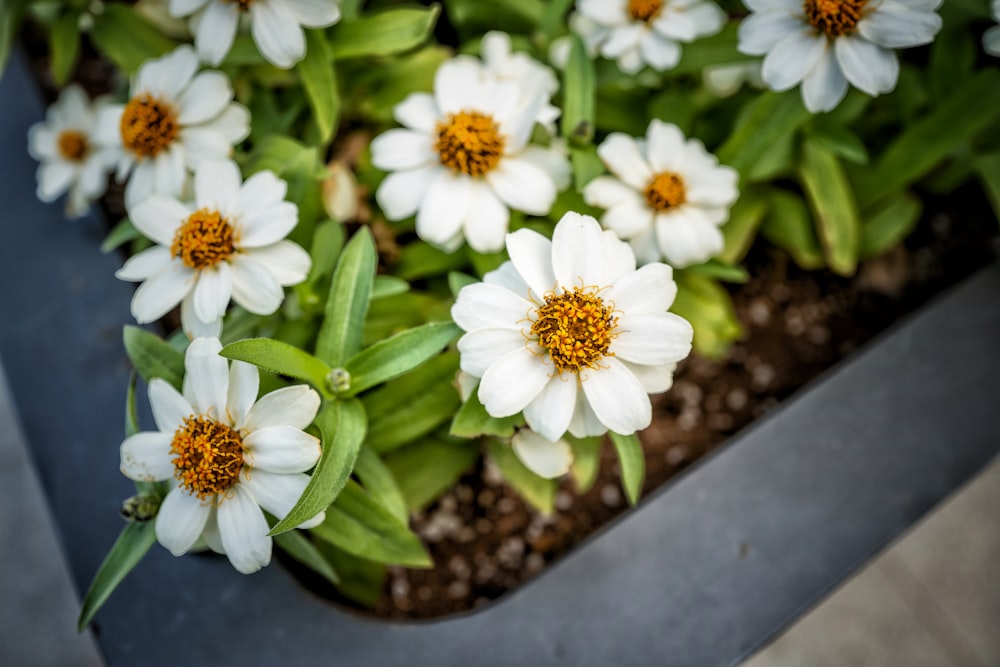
<box><xmin>644</xmin><ymin>171</ymin><xmax>686</xmax><ymax>211</ymax></box>
<box><xmin>171</xmin><ymin>208</ymin><xmax>237</xmax><ymax>270</ymax></box>
<box><xmin>629</xmin><ymin>0</ymin><xmax>664</xmax><ymax>23</ymax></box>
<box><xmin>170</xmin><ymin>416</ymin><xmax>244</xmax><ymax>499</ymax></box>
<box><xmin>120</xmin><ymin>93</ymin><xmax>178</xmax><ymax>159</ymax></box>
<box><xmin>531</xmin><ymin>287</ymin><xmax>618</xmax><ymax>374</ymax></box>
<box><xmin>803</xmin><ymin>0</ymin><xmax>868</xmax><ymax>37</ymax></box>
<box><xmin>57</xmin><ymin>130</ymin><xmax>89</xmax><ymax>162</ymax></box>
<box><xmin>434</xmin><ymin>110</ymin><xmax>506</xmax><ymax>177</ymax></box>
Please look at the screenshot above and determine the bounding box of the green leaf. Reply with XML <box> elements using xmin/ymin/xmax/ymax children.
<box><xmin>685</xmin><ymin>259</ymin><xmax>749</xmax><ymax>284</ymax></box>
<box><xmin>125</xmin><ymin>373</ymin><xmax>140</xmax><ymax>438</ymax></box>
<box><xmin>671</xmin><ymin>272</ymin><xmax>742</xmax><ymax>359</ymax></box>
<box><xmin>316</xmin><ymin>228</ymin><xmax>377</xmax><ymax>366</ymax></box>
<box><xmin>300</xmin><ymin>219</ymin><xmax>346</xmax><ymax>311</ymax></box>
<box><xmin>570</xmin><ymin>146</ymin><xmax>606</xmax><ymax>191</ymax></box>
<box><xmin>807</xmin><ymin>124</ymin><xmax>869</xmax><ymax>165</ymax></box>
<box><xmin>927</xmin><ymin>23</ymin><xmax>977</xmax><ymax>102</ymax></box>
<box><xmin>220</xmin><ymin>338</ymin><xmax>332</xmax><ymax>394</ymax></box>
<box><xmin>353</xmin><ymin>446</ymin><xmax>408</xmax><ymax>523</ymax></box>
<box><xmin>974</xmin><ymin>152</ymin><xmax>1000</xmax><ymax>225</ymax></box>
<box><xmin>371</xmin><ymin>275</ymin><xmax>410</xmax><ymax>300</ymax></box>
<box><xmin>488</xmin><ymin>439</ymin><xmax>556</xmax><ymax>514</ymax></box>
<box><xmin>269</xmin><ymin>399</ymin><xmax>367</xmax><ymax>535</ymax></box>
<box><xmin>384</xmin><ymin>438</ymin><xmax>480</xmax><ymax>511</ymax></box>
<box><xmin>719</xmin><ymin>188</ymin><xmax>768</xmax><ymax>265</ymax></box>
<box><xmin>101</xmin><ymin>218</ymin><xmax>142</xmax><ymax>254</ymax></box>
<box><xmin>342</xmin><ymin>322</ymin><xmax>460</xmax><ymax>396</ymax></box>
<box><xmin>451</xmin><ymin>386</ymin><xmax>522</xmax><ymax>439</ymax></box>
<box><xmin>760</xmin><ymin>188</ymin><xmax>825</xmax><ymax>270</ymax></box>
<box><xmin>311</xmin><ymin>481</ymin><xmax>431</xmax><ymax>567</ymax></box>
<box><xmin>855</xmin><ymin>70</ymin><xmax>1000</xmax><ymax>207</ymax></box>
<box><xmin>313</xmin><ymin>542</ymin><xmax>386</xmax><ymax>606</ymax></box>
<box><xmin>122</xmin><ymin>326</ymin><xmax>185</xmax><ymax>391</ymax></box>
<box><xmin>716</xmin><ymin>91</ymin><xmax>811</xmax><ymax>176</ymax></box>
<box><xmin>50</xmin><ymin>10</ymin><xmax>81</xmax><ymax>85</ymax></box>
<box><xmin>393</xmin><ymin>241</ymin><xmax>469</xmax><ymax>281</ymax></box>
<box><xmin>447</xmin><ymin>271</ymin><xmax>478</xmax><ymax>297</ymax></box>
<box><xmin>89</xmin><ymin>4</ymin><xmax>176</xmax><ymax>73</ymax></box>
<box><xmin>567</xmin><ymin>435</ymin><xmax>602</xmax><ymax>494</ymax></box>
<box><xmin>298</xmin><ymin>30</ymin><xmax>339</xmax><ymax>144</ymax></box>
<box><xmin>443</xmin><ymin>0</ymin><xmax>542</xmax><ymax>32</ymax></box>
<box><xmin>561</xmin><ymin>34</ymin><xmax>596</xmax><ymax>146</ymax></box>
<box><xmin>798</xmin><ymin>139</ymin><xmax>861</xmax><ymax>276</ymax></box>
<box><xmin>329</xmin><ymin>6</ymin><xmax>440</xmax><ymax>59</ymax></box>
<box><xmin>273</xmin><ymin>530</ymin><xmax>339</xmax><ymax>585</ymax></box>
<box><xmin>77</xmin><ymin>521</ymin><xmax>156</xmax><ymax>631</ymax></box>
<box><xmin>671</xmin><ymin>22</ymin><xmax>752</xmax><ymax>74</ymax></box>
<box><xmin>860</xmin><ymin>191</ymin><xmax>922</xmax><ymax>260</ymax></box>
<box><xmin>609</xmin><ymin>432</ymin><xmax>644</xmax><ymax>506</ymax></box>
<box><xmin>0</xmin><ymin>0</ymin><xmax>27</xmax><ymax>77</ymax></box>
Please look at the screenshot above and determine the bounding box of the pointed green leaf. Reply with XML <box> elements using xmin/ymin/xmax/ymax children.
<box><xmin>760</xmin><ymin>188</ymin><xmax>825</xmax><ymax>270</ymax></box>
<box><xmin>77</xmin><ymin>521</ymin><xmax>156</xmax><ymax>631</ymax></box>
<box><xmin>316</xmin><ymin>228</ymin><xmax>377</xmax><ymax>366</ymax></box>
<box><xmin>719</xmin><ymin>188</ymin><xmax>768</xmax><ymax>265</ymax></box>
<box><xmin>341</xmin><ymin>322</ymin><xmax>460</xmax><ymax>396</ymax></box>
<box><xmin>448</xmin><ymin>271</ymin><xmax>478</xmax><ymax>297</ymax></box>
<box><xmin>451</xmin><ymin>386</ymin><xmax>522</xmax><ymax>439</ymax></box>
<box><xmin>353</xmin><ymin>446</ymin><xmax>408</xmax><ymax>523</ymax></box>
<box><xmin>122</xmin><ymin>326</ymin><xmax>185</xmax><ymax>391</ymax></box>
<box><xmin>273</xmin><ymin>531</ymin><xmax>340</xmax><ymax>586</ymax></box>
<box><xmin>101</xmin><ymin>218</ymin><xmax>142</xmax><ymax>254</ymax></box>
<box><xmin>685</xmin><ymin>259</ymin><xmax>750</xmax><ymax>284</ymax></box>
<box><xmin>672</xmin><ymin>22</ymin><xmax>751</xmax><ymax>74</ymax></box>
<box><xmin>567</xmin><ymin>435</ymin><xmax>602</xmax><ymax>494</ymax></box>
<box><xmin>716</xmin><ymin>91</ymin><xmax>811</xmax><ymax>176</ymax></box>
<box><xmin>860</xmin><ymin>191</ymin><xmax>922</xmax><ymax>260</ymax></box>
<box><xmin>220</xmin><ymin>338</ymin><xmax>332</xmax><ymax>394</ymax></box>
<box><xmin>393</xmin><ymin>241</ymin><xmax>469</xmax><ymax>280</ymax></box>
<box><xmin>269</xmin><ymin>399</ymin><xmax>367</xmax><ymax>535</ymax></box>
<box><xmin>799</xmin><ymin>139</ymin><xmax>861</xmax><ymax>276</ymax></box>
<box><xmin>329</xmin><ymin>6</ymin><xmax>440</xmax><ymax>59</ymax></box>
<box><xmin>974</xmin><ymin>152</ymin><xmax>1000</xmax><ymax>224</ymax></box>
<box><xmin>561</xmin><ymin>34</ymin><xmax>596</xmax><ymax>146</ymax></box>
<box><xmin>671</xmin><ymin>272</ymin><xmax>743</xmax><ymax>359</ymax></box>
<box><xmin>570</xmin><ymin>146</ymin><xmax>606</xmax><ymax>191</ymax></box>
<box><xmin>488</xmin><ymin>439</ymin><xmax>556</xmax><ymax>514</ymax></box>
<box><xmin>313</xmin><ymin>542</ymin><xmax>386</xmax><ymax>606</ymax></box>
<box><xmin>50</xmin><ymin>10</ymin><xmax>81</xmax><ymax>85</ymax></box>
<box><xmin>609</xmin><ymin>432</ymin><xmax>644</xmax><ymax>506</ymax></box>
<box><xmin>384</xmin><ymin>438</ymin><xmax>480</xmax><ymax>511</ymax></box>
<box><xmin>125</xmin><ymin>373</ymin><xmax>140</xmax><ymax>438</ymax></box>
<box><xmin>807</xmin><ymin>124</ymin><xmax>868</xmax><ymax>165</ymax></box>
<box><xmin>0</xmin><ymin>0</ymin><xmax>27</xmax><ymax>76</ymax></box>
<box><xmin>311</xmin><ymin>481</ymin><xmax>431</xmax><ymax>567</ymax></box>
<box><xmin>371</xmin><ymin>275</ymin><xmax>410</xmax><ymax>300</ymax></box>
<box><xmin>298</xmin><ymin>29</ymin><xmax>339</xmax><ymax>144</ymax></box>
<box><xmin>89</xmin><ymin>4</ymin><xmax>177</xmax><ymax>73</ymax></box>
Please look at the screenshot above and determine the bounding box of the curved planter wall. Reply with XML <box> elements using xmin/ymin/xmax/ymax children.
<box><xmin>3</xmin><ymin>50</ymin><xmax>999</xmax><ymax>667</ymax></box>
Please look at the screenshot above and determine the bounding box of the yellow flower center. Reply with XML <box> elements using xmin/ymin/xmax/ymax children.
<box><xmin>120</xmin><ymin>93</ymin><xmax>178</xmax><ymax>159</ymax></box>
<box><xmin>629</xmin><ymin>0</ymin><xmax>664</xmax><ymax>23</ymax></box>
<box><xmin>803</xmin><ymin>0</ymin><xmax>868</xmax><ymax>37</ymax></box>
<box><xmin>644</xmin><ymin>171</ymin><xmax>686</xmax><ymax>211</ymax></box>
<box><xmin>170</xmin><ymin>208</ymin><xmax>237</xmax><ymax>270</ymax></box>
<box><xmin>531</xmin><ymin>287</ymin><xmax>619</xmax><ymax>374</ymax></box>
<box><xmin>434</xmin><ymin>110</ymin><xmax>506</xmax><ymax>177</ymax></box>
<box><xmin>57</xmin><ymin>130</ymin><xmax>89</xmax><ymax>162</ymax></box>
<box><xmin>170</xmin><ymin>416</ymin><xmax>244</xmax><ymax>499</ymax></box>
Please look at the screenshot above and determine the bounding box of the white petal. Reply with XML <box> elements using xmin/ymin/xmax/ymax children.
<box><xmin>27</xmin><ymin>124</ymin><xmax>57</xmax><ymax>161</ymax></box>
<box><xmin>857</xmin><ymin>3</ymin><xmax>942</xmax><ymax>49</ymax></box>
<box><xmin>392</xmin><ymin>92</ymin><xmax>440</xmax><ymax>132</ymax></box>
<box><xmin>120</xmin><ymin>432</ymin><xmax>175</xmax><ymax>481</ymax></box>
<box><xmin>738</xmin><ymin>12</ymin><xmax>804</xmax><ymax>55</ymax></box>
<box><xmin>201</xmin><ymin>508</ymin><xmax>225</xmax><ymax>554</ymax></box>
<box><xmin>155</xmin><ymin>487</ymin><xmax>212</xmax><ymax>556</ymax></box>
<box><xmin>482</xmin><ymin>261</ymin><xmax>530</xmax><ymax>295</ymax></box>
<box><xmin>243</xmin><ymin>384</ymin><xmax>321</xmax><ymax>431</ymax></box>
<box><xmin>577</xmin><ymin>0</ymin><xmax>629</xmax><ymax>25</ymax></box>
<box><xmin>451</xmin><ymin>282</ymin><xmax>535</xmax><ymax>332</ymax></box>
<box><xmin>612</xmin><ymin>313</ymin><xmax>693</xmax><ymax>365</ymax></box>
<box><xmin>217</xmin><ymin>484</ymin><xmax>272</xmax><ymax>573</ymax></box>
<box><xmin>415</xmin><ymin>170</ymin><xmax>471</xmax><ymax>248</ymax></box>
<box><xmin>130</xmin><ymin>195</ymin><xmax>189</xmax><ymax>246</ymax></box>
<box><xmin>228</xmin><ymin>255</ymin><xmax>285</xmax><ymax>315</ymax></box>
<box><xmin>644</xmin><ymin>120</ymin><xmax>688</xmax><ymax>173</ymax></box>
<box><xmin>567</xmin><ymin>384</ymin><xmax>607</xmax><ymax>438</ymax></box>
<box><xmin>238</xmin><ymin>202</ymin><xmax>298</xmax><ymax>248</ymax></box>
<box><xmin>181</xmin><ymin>294</ymin><xmax>223</xmax><ymax>339</ymax></box>
<box><xmin>478</xmin><ymin>347</ymin><xmax>553</xmax><ymax>417</ymax></box>
<box><xmin>234</xmin><ymin>170</ymin><xmax>287</xmax><ymax>213</ymax></box>
<box><xmin>239</xmin><ymin>469</ymin><xmax>323</xmax><ymax>528</ymax></box>
<box><xmin>516</xmin><ymin>144</ymin><xmax>571</xmax><ymax>191</ymax></box>
<box><xmin>149</xmin><ymin>377</ymin><xmax>195</xmax><ymax>432</ymax></box>
<box><xmin>151</xmin><ymin>145</ymin><xmax>186</xmax><ymax>199</ymax></box>
<box><xmin>250</xmin><ymin>0</ymin><xmax>306</xmax><ymax>68</ymax></box>
<box><xmin>597</xmin><ymin>133</ymin><xmax>653</xmax><ymax>190</ymax></box>
<box><xmin>583</xmin><ymin>175</ymin><xmax>642</xmax><ymax>209</ymax></box>
<box><xmin>370</xmin><ymin>129</ymin><xmax>435</xmax><ymax>171</ymax></box>
<box><xmin>522</xmin><ymin>374</ymin><xmax>577</xmax><ymax>443</ymax></box>
<box><xmin>227</xmin><ymin>360</ymin><xmax>259</xmax><ymax>430</ymax></box>
<box><xmin>130</xmin><ymin>263</ymin><xmax>195</xmax><ymax>323</ymax></box>
<box><xmin>434</xmin><ymin>59</ymin><xmax>486</xmax><ymax>115</ymax></box>
<box><xmin>511</xmin><ymin>430</ymin><xmax>574</xmax><ymax>479</ymax></box>
<box><xmin>287</xmin><ymin>0</ymin><xmax>341</xmax><ymax>27</ymax></box>
<box><xmin>192</xmin><ymin>263</ymin><xmax>232</xmax><ymax>324</ymax></box>
<box><xmin>599</xmin><ymin>230</ymin><xmax>637</xmax><ymax>285</ymax></box>
<box><xmin>178</xmin><ymin>128</ymin><xmax>231</xmax><ymax>170</ymax></box>
<box><xmin>550</xmin><ymin>211</ymin><xmax>606</xmax><ymax>288</ymax></box>
<box><xmin>801</xmin><ymin>48</ymin><xmax>849</xmax><ymax>113</ymax></box>
<box><xmin>505</xmin><ymin>228</ymin><xmax>556</xmax><ymax>300</ymax></box>
<box><xmin>486</xmin><ymin>158</ymin><xmax>556</xmax><ymax>216</ymax></box>
<box><xmin>194</xmin><ymin>158</ymin><xmax>242</xmax><ymax>212</ymax></box>
<box><xmin>116</xmin><ymin>246</ymin><xmax>173</xmax><ymax>282</ymax></box>
<box><xmin>639</xmin><ymin>32</ymin><xmax>681</xmax><ymax>70</ymax></box>
<box><xmin>244</xmin><ymin>241</ymin><xmax>310</xmax><ymax>286</ymax></box>
<box><xmin>182</xmin><ymin>336</ymin><xmax>229</xmax><ymax>418</ymax></box>
<box><xmin>834</xmin><ymin>36</ymin><xmax>899</xmax><ymax>97</ymax></box>
<box><xmin>985</xmin><ymin>26</ymin><xmax>1000</xmax><ymax>57</ymax></box>
<box><xmin>581</xmin><ymin>357</ymin><xmax>651</xmax><ymax>435</ymax></box>
<box><xmin>195</xmin><ymin>1</ymin><xmax>239</xmax><ymax>67</ymax></box>
<box><xmin>623</xmin><ymin>360</ymin><xmax>677</xmax><ymax>394</ymax></box>
<box><xmin>655</xmin><ymin>209</ymin><xmax>724</xmax><ymax>267</ymax></box>
<box><xmin>601</xmin><ymin>199</ymin><xmax>656</xmax><ymax>240</ymax></box>
<box><xmin>177</xmin><ymin>71</ymin><xmax>232</xmax><ymax>125</ymax></box>
<box><xmin>600</xmin><ymin>23</ymin><xmax>644</xmax><ymax>59</ymax></box>
<box><xmin>376</xmin><ymin>166</ymin><xmax>438</xmax><ymax>221</ymax></box>
<box><xmin>457</xmin><ymin>328</ymin><xmax>528</xmax><ymax>377</ymax></box>
<box><xmin>761</xmin><ymin>31</ymin><xmax>827</xmax><ymax>91</ymax></box>
<box><xmin>36</xmin><ymin>162</ymin><xmax>76</xmax><ymax>201</ymax></box>
<box><xmin>243</xmin><ymin>425</ymin><xmax>321</xmax><ymax>473</ymax></box>
<box><xmin>605</xmin><ymin>262</ymin><xmax>678</xmax><ymax>314</ymax></box>
<box><xmin>135</xmin><ymin>45</ymin><xmax>199</xmax><ymax>100</ymax></box>
<box><xmin>463</xmin><ymin>180</ymin><xmax>510</xmax><ymax>253</ymax></box>
<box><xmin>685</xmin><ymin>169</ymin><xmax>740</xmax><ymax>207</ymax></box>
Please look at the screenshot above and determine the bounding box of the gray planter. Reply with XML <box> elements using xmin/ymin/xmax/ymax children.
<box><xmin>3</xmin><ymin>49</ymin><xmax>999</xmax><ymax>667</ymax></box>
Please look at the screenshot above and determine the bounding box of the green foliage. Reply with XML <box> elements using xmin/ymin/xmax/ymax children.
<box><xmin>78</xmin><ymin>521</ymin><xmax>157</xmax><ymax>631</ymax></box>
<box><xmin>220</xmin><ymin>338</ymin><xmax>332</xmax><ymax>396</ymax></box>
<box><xmin>122</xmin><ymin>326</ymin><xmax>185</xmax><ymax>390</ymax></box>
<box><xmin>353</xmin><ymin>445</ymin><xmax>409</xmax><ymax>523</ymax></box>
<box><xmin>384</xmin><ymin>437</ymin><xmax>480</xmax><ymax>511</ymax></box>
<box><xmin>671</xmin><ymin>272</ymin><xmax>742</xmax><ymax>359</ymax></box>
<box><xmin>798</xmin><ymin>139</ymin><xmax>861</xmax><ymax>276</ymax></box>
<box><xmin>860</xmin><ymin>192</ymin><xmax>923</xmax><ymax>260</ymax></box>
<box><xmin>567</xmin><ymin>436</ymin><xmax>602</xmax><ymax>494</ymax></box>
<box><xmin>50</xmin><ymin>10</ymin><xmax>80</xmax><ymax>85</ymax></box>
<box><xmin>89</xmin><ymin>4</ymin><xmax>177</xmax><ymax>73</ymax></box>
<box><xmin>329</xmin><ymin>6</ymin><xmax>440</xmax><ymax>59</ymax></box>
<box><xmin>488</xmin><ymin>438</ymin><xmax>556</xmax><ymax>514</ymax></box>
<box><xmin>609</xmin><ymin>432</ymin><xmax>644</xmax><ymax>506</ymax></box>
<box><xmin>245</xmin><ymin>136</ymin><xmax>326</xmax><ymax>245</ymax></box>
<box><xmin>451</xmin><ymin>386</ymin><xmax>522</xmax><ymax>439</ymax></box>
<box><xmin>273</xmin><ymin>531</ymin><xmax>340</xmax><ymax>585</ymax></box>
<box><xmin>760</xmin><ymin>188</ymin><xmax>825</xmax><ymax>270</ymax></box>
<box><xmin>316</xmin><ymin>228</ymin><xmax>377</xmax><ymax>366</ymax></box>
<box><xmin>719</xmin><ymin>188</ymin><xmax>768</xmax><ymax>265</ymax></box>
<box><xmin>717</xmin><ymin>91</ymin><xmax>811</xmax><ymax>177</ymax></box>
<box><xmin>101</xmin><ymin>218</ymin><xmax>142</xmax><ymax>254</ymax></box>
<box><xmin>298</xmin><ymin>30</ymin><xmax>340</xmax><ymax>144</ymax></box>
<box><xmin>341</xmin><ymin>322</ymin><xmax>461</xmax><ymax>397</ymax></box>
<box><xmin>561</xmin><ymin>35</ymin><xmax>596</xmax><ymax>147</ymax></box>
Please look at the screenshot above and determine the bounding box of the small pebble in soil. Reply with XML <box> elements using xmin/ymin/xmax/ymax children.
<box><xmin>752</xmin><ymin>363</ymin><xmax>775</xmax><ymax>390</ymax></box>
<box><xmin>666</xmin><ymin>445</ymin><xmax>687</xmax><ymax>466</ymax></box>
<box><xmin>600</xmin><ymin>484</ymin><xmax>622</xmax><ymax>508</ymax></box>
<box><xmin>748</xmin><ymin>298</ymin><xmax>771</xmax><ymax>326</ymax></box>
<box><xmin>449</xmin><ymin>555</ymin><xmax>471</xmax><ymax>580</ymax></box>
<box><xmin>497</xmin><ymin>497</ymin><xmax>517</xmax><ymax>515</ymax></box>
<box><xmin>475</xmin><ymin>518</ymin><xmax>493</xmax><ymax>534</ymax></box>
<box><xmin>707</xmin><ymin>413</ymin><xmax>734</xmax><ymax>431</ymax></box>
<box><xmin>726</xmin><ymin>388</ymin><xmax>748</xmax><ymax>411</ymax></box>
<box><xmin>447</xmin><ymin>581</ymin><xmax>470</xmax><ymax>599</ymax></box>
<box><xmin>554</xmin><ymin>491</ymin><xmax>573</xmax><ymax>511</ymax></box>
<box><xmin>525</xmin><ymin>552</ymin><xmax>545</xmax><ymax>575</ymax></box>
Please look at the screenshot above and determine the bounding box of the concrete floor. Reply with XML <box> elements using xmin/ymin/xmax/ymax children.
<box><xmin>1</xmin><ymin>354</ymin><xmax>997</xmax><ymax>667</ymax></box>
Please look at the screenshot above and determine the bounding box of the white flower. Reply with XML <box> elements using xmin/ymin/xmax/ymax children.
<box><xmin>116</xmin><ymin>159</ymin><xmax>311</xmax><ymax>338</ymax></box>
<box><xmin>573</xmin><ymin>0</ymin><xmax>727</xmax><ymax>74</ymax></box>
<box><xmin>479</xmin><ymin>31</ymin><xmax>561</xmax><ymax>133</ymax></box>
<box><xmin>583</xmin><ymin>119</ymin><xmax>739</xmax><ymax>268</ymax></box>
<box><xmin>120</xmin><ymin>337</ymin><xmax>323</xmax><ymax>574</ymax></box>
<box><xmin>511</xmin><ymin>429</ymin><xmax>574</xmax><ymax>479</ymax></box>
<box><xmin>168</xmin><ymin>0</ymin><xmax>341</xmax><ymax>68</ymax></box>
<box><xmin>702</xmin><ymin>61</ymin><xmax>764</xmax><ymax>97</ymax></box>
<box><xmin>27</xmin><ymin>85</ymin><xmax>116</xmax><ymax>218</ymax></box>
<box><xmin>371</xmin><ymin>58</ymin><xmax>568</xmax><ymax>253</ymax></box>
<box><xmin>985</xmin><ymin>0</ymin><xmax>1000</xmax><ymax>57</ymax></box>
<box><xmin>94</xmin><ymin>45</ymin><xmax>250</xmax><ymax>209</ymax></box>
<box><xmin>451</xmin><ymin>212</ymin><xmax>693</xmax><ymax>442</ymax></box>
<box><xmin>738</xmin><ymin>0</ymin><xmax>943</xmax><ymax>113</ymax></box>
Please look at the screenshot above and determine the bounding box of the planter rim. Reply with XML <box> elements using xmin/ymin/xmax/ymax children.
<box><xmin>3</xmin><ymin>49</ymin><xmax>1000</xmax><ymax>667</ymax></box>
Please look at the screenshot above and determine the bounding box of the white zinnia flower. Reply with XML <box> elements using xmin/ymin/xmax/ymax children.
<box><xmin>27</xmin><ymin>85</ymin><xmax>116</xmax><ymax>218</ymax></box>
<box><xmin>479</xmin><ymin>31</ymin><xmax>561</xmax><ymax>133</ymax></box>
<box><xmin>116</xmin><ymin>159</ymin><xmax>310</xmax><ymax>338</ymax></box>
<box><xmin>985</xmin><ymin>0</ymin><xmax>1000</xmax><ymax>57</ymax></box>
<box><xmin>738</xmin><ymin>0</ymin><xmax>943</xmax><ymax>113</ymax></box>
<box><xmin>168</xmin><ymin>0</ymin><xmax>342</xmax><ymax>69</ymax></box>
<box><xmin>95</xmin><ymin>45</ymin><xmax>250</xmax><ymax>209</ymax></box>
<box><xmin>120</xmin><ymin>337</ymin><xmax>324</xmax><ymax>574</ymax></box>
<box><xmin>583</xmin><ymin>119</ymin><xmax>739</xmax><ymax>268</ymax></box>
<box><xmin>371</xmin><ymin>58</ymin><xmax>567</xmax><ymax>253</ymax></box>
<box><xmin>452</xmin><ymin>212</ymin><xmax>693</xmax><ymax>442</ymax></box>
<box><xmin>573</xmin><ymin>0</ymin><xmax>727</xmax><ymax>74</ymax></box>
<box><xmin>511</xmin><ymin>429</ymin><xmax>574</xmax><ymax>479</ymax></box>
